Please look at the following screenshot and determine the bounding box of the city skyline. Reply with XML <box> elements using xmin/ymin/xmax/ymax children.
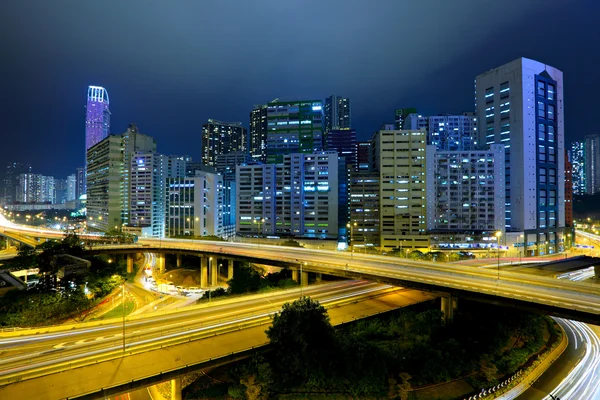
<box><xmin>1</xmin><ymin>1</ymin><xmax>599</xmax><ymax>177</ymax></box>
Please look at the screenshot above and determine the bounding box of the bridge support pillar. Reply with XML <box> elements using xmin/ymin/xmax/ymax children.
<box><xmin>315</xmin><ymin>273</ymin><xmax>322</xmax><ymax>283</ymax></box>
<box><xmin>292</xmin><ymin>269</ymin><xmax>299</xmax><ymax>283</ymax></box>
<box><xmin>301</xmin><ymin>271</ymin><xmax>309</xmax><ymax>288</ymax></box>
<box><xmin>157</xmin><ymin>254</ymin><xmax>165</xmax><ymax>274</ymax></box>
<box><xmin>126</xmin><ymin>254</ymin><xmax>134</xmax><ymax>274</ymax></box>
<box><xmin>176</xmin><ymin>254</ymin><xmax>181</xmax><ymax>268</ymax></box>
<box><xmin>595</xmin><ymin>265</ymin><xmax>600</xmax><ymax>278</ymax></box>
<box><xmin>171</xmin><ymin>377</ymin><xmax>182</xmax><ymax>400</ymax></box>
<box><xmin>210</xmin><ymin>259</ymin><xmax>218</xmax><ymax>286</ymax></box>
<box><xmin>200</xmin><ymin>256</ymin><xmax>208</xmax><ymax>288</ymax></box>
<box><xmin>441</xmin><ymin>296</ymin><xmax>455</xmax><ymax>322</ymax></box>
<box><xmin>227</xmin><ymin>259</ymin><xmax>234</xmax><ymax>280</ymax></box>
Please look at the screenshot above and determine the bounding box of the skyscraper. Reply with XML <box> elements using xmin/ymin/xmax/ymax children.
<box><xmin>475</xmin><ymin>57</ymin><xmax>565</xmax><ymax>255</ymax></box>
<box><xmin>585</xmin><ymin>134</ymin><xmax>600</xmax><ymax>194</ymax></box>
<box><xmin>85</xmin><ymin>86</ymin><xmax>111</xmax><ymax>150</ymax></box>
<box><xmin>66</xmin><ymin>174</ymin><xmax>76</xmax><ymax>201</ymax></box>
<box><xmin>249</xmin><ymin>105</ymin><xmax>268</xmax><ymax>163</ymax></box>
<box><xmin>324</xmin><ymin>95</ymin><xmax>351</xmax><ymax>131</ymax></box>
<box><xmin>265</xmin><ymin>99</ymin><xmax>324</xmax><ymax>164</ymax></box>
<box><xmin>201</xmin><ymin>119</ymin><xmax>247</xmax><ymax>167</ymax></box>
<box><xmin>3</xmin><ymin>162</ymin><xmax>31</xmax><ymax>204</ymax></box>
<box><xmin>570</xmin><ymin>141</ymin><xmax>585</xmax><ymax>195</ymax></box>
<box><xmin>325</xmin><ymin>129</ymin><xmax>357</xmax><ymax>170</ymax></box>
<box><xmin>404</xmin><ymin>113</ymin><xmax>477</xmax><ymax>151</ymax></box>
<box><xmin>75</xmin><ymin>167</ymin><xmax>85</xmax><ymax>199</ymax></box>
<box><xmin>357</xmin><ymin>141</ymin><xmax>372</xmax><ymax>171</ymax></box>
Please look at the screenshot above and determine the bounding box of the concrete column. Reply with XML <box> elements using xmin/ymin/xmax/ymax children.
<box><xmin>315</xmin><ymin>273</ymin><xmax>322</xmax><ymax>283</ymax></box>
<box><xmin>200</xmin><ymin>256</ymin><xmax>208</xmax><ymax>288</ymax></box>
<box><xmin>452</xmin><ymin>297</ymin><xmax>458</xmax><ymax>312</ymax></box>
<box><xmin>595</xmin><ymin>265</ymin><xmax>600</xmax><ymax>278</ymax></box>
<box><xmin>441</xmin><ymin>296</ymin><xmax>454</xmax><ymax>321</ymax></box>
<box><xmin>176</xmin><ymin>254</ymin><xmax>181</xmax><ymax>268</ymax></box>
<box><xmin>301</xmin><ymin>271</ymin><xmax>309</xmax><ymax>287</ymax></box>
<box><xmin>210</xmin><ymin>259</ymin><xmax>218</xmax><ymax>286</ymax></box>
<box><xmin>171</xmin><ymin>377</ymin><xmax>182</xmax><ymax>400</ymax></box>
<box><xmin>126</xmin><ymin>254</ymin><xmax>134</xmax><ymax>273</ymax></box>
<box><xmin>227</xmin><ymin>259</ymin><xmax>234</xmax><ymax>280</ymax></box>
<box><xmin>292</xmin><ymin>269</ymin><xmax>299</xmax><ymax>283</ymax></box>
<box><xmin>157</xmin><ymin>254</ymin><xmax>165</xmax><ymax>274</ymax></box>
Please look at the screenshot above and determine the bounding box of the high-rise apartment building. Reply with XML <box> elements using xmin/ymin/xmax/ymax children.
<box><xmin>215</xmin><ymin>151</ymin><xmax>254</xmax><ymax>236</ymax></box>
<box><xmin>326</xmin><ymin>129</ymin><xmax>358</xmax><ymax>170</ymax></box>
<box><xmin>404</xmin><ymin>113</ymin><xmax>477</xmax><ymax>151</ymax></box>
<box><xmin>565</xmin><ymin>150</ymin><xmax>573</xmax><ymax>227</ymax></box>
<box><xmin>201</xmin><ymin>120</ymin><xmax>247</xmax><ymax>167</ymax></box>
<box><xmin>86</xmin><ymin>135</ymin><xmax>123</xmax><ymax>231</ymax></box>
<box><xmin>3</xmin><ymin>162</ymin><xmax>31</xmax><ymax>204</ymax></box>
<box><xmin>324</xmin><ymin>95</ymin><xmax>351</xmax><ymax>132</ymax></box>
<box><xmin>265</xmin><ymin>99</ymin><xmax>324</xmax><ymax>164</ymax></box>
<box><xmin>130</xmin><ymin>153</ymin><xmax>186</xmax><ymax>237</ymax></box>
<box><xmin>570</xmin><ymin>141</ymin><xmax>585</xmax><ymax>195</ymax></box>
<box><xmin>236</xmin><ymin>152</ymin><xmax>339</xmax><ymax>239</ymax></box>
<box><xmin>349</xmin><ymin>172</ymin><xmax>380</xmax><ymax>247</ymax></box>
<box><xmin>372</xmin><ymin>128</ymin><xmax>429</xmax><ymax>251</ymax></box>
<box><xmin>54</xmin><ymin>178</ymin><xmax>67</xmax><ymax>204</ymax></box>
<box><xmin>66</xmin><ymin>174</ymin><xmax>77</xmax><ymax>201</ymax></box>
<box><xmin>85</xmin><ymin>86</ymin><xmax>111</xmax><ymax>150</ymax></box>
<box><xmin>475</xmin><ymin>57</ymin><xmax>565</xmax><ymax>255</ymax></box>
<box><xmin>16</xmin><ymin>174</ymin><xmax>55</xmax><ymax>203</ymax></box>
<box><xmin>426</xmin><ymin>144</ymin><xmax>505</xmax><ymax>232</ymax></box>
<box><xmin>75</xmin><ymin>167</ymin><xmax>85</xmax><ymax>199</ymax></box>
<box><xmin>120</xmin><ymin>124</ymin><xmax>157</xmax><ymax>226</ymax></box>
<box><xmin>166</xmin><ymin>172</ymin><xmax>224</xmax><ymax>237</ymax></box>
<box><xmin>249</xmin><ymin>105</ymin><xmax>268</xmax><ymax>163</ymax></box>
<box><xmin>585</xmin><ymin>134</ymin><xmax>600</xmax><ymax>194</ymax></box>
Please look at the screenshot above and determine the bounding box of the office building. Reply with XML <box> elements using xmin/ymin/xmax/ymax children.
<box><xmin>166</xmin><ymin>172</ymin><xmax>224</xmax><ymax>237</ymax></box>
<box><xmin>585</xmin><ymin>134</ymin><xmax>600</xmax><ymax>194</ymax></box>
<box><xmin>3</xmin><ymin>162</ymin><xmax>31</xmax><ymax>204</ymax></box>
<box><xmin>324</xmin><ymin>95</ymin><xmax>351</xmax><ymax>132</ymax></box>
<box><xmin>475</xmin><ymin>57</ymin><xmax>565</xmax><ymax>255</ymax></box>
<box><xmin>86</xmin><ymin>135</ymin><xmax>123</xmax><ymax>232</ymax></box>
<box><xmin>265</xmin><ymin>99</ymin><xmax>324</xmax><ymax>163</ymax></box>
<box><xmin>349</xmin><ymin>172</ymin><xmax>380</xmax><ymax>247</ymax></box>
<box><xmin>326</xmin><ymin>129</ymin><xmax>357</xmax><ymax>170</ymax></box>
<box><xmin>201</xmin><ymin>119</ymin><xmax>247</xmax><ymax>167</ymax></box>
<box><xmin>236</xmin><ymin>152</ymin><xmax>339</xmax><ymax>239</ymax></box>
<box><xmin>357</xmin><ymin>141</ymin><xmax>372</xmax><ymax>171</ymax></box>
<box><xmin>215</xmin><ymin>151</ymin><xmax>254</xmax><ymax>236</ymax></box>
<box><xmin>404</xmin><ymin>113</ymin><xmax>477</xmax><ymax>151</ymax></box>
<box><xmin>426</xmin><ymin>144</ymin><xmax>505</xmax><ymax>232</ymax></box>
<box><xmin>570</xmin><ymin>141</ymin><xmax>585</xmax><ymax>195</ymax></box>
<box><xmin>249</xmin><ymin>104</ymin><xmax>268</xmax><ymax>163</ymax></box>
<box><xmin>85</xmin><ymin>86</ymin><xmax>111</xmax><ymax>150</ymax></box>
<box><xmin>130</xmin><ymin>153</ymin><xmax>186</xmax><ymax>237</ymax></box>
<box><xmin>54</xmin><ymin>178</ymin><xmax>67</xmax><ymax>204</ymax></box>
<box><xmin>372</xmin><ymin>128</ymin><xmax>429</xmax><ymax>250</ymax></box>
<box><xmin>75</xmin><ymin>167</ymin><xmax>85</xmax><ymax>199</ymax></box>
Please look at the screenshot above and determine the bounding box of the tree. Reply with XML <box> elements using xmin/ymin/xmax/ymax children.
<box><xmin>408</xmin><ymin>250</ymin><xmax>424</xmax><ymax>260</ymax></box>
<box><xmin>265</xmin><ymin>296</ymin><xmax>336</xmax><ymax>387</ymax></box>
<box><xmin>227</xmin><ymin>264</ymin><xmax>263</xmax><ymax>294</ymax></box>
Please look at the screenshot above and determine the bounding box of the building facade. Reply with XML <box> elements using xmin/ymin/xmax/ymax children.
<box><xmin>326</xmin><ymin>129</ymin><xmax>358</xmax><ymax>171</ymax></box>
<box><xmin>201</xmin><ymin>119</ymin><xmax>247</xmax><ymax>167</ymax></box>
<box><xmin>3</xmin><ymin>162</ymin><xmax>31</xmax><ymax>204</ymax></box>
<box><xmin>357</xmin><ymin>141</ymin><xmax>372</xmax><ymax>171</ymax></box>
<box><xmin>249</xmin><ymin>104</ymin><xmax>268</xmax><ymax>163</ymax></box>
<box><xmin>85</xmin><ymin>86</ymin><xmax>111</xmax><ymax>151</ymax></box>
<box><xmin>565</xmin><ymin>149</ymin><xmax>573</xmax><ymax>227</ymax></box>
<box><xmin>585</xmin><ymin>134</ymin><xmax>600</xmax><ymax>194</ymax></box>
<box><xmin>165</xmin><ymin>172</ymin><xmax>224</xmax><ymax>237</ymax></box>
<box><xmin>373</xmin><ymin>128</ymin><xmax>429</xmax><ymax>251</ymax></box>
<box><xmin>16</xmin><ymin>173</ymin><xmax>55</xmax><ymax>204</ymax></box>
<box><xmin>426</xmin><ymin>144</ymin><xmax>505</xmax><ymax>232</ymax></box>
<box><xmin>236</xmin><ymin>152</ymin><xmax>339</xmax><ymax>239</ymax></box>
<box><xmin>266</xmin><ymin>100</ymin><xmax>324</xmax><ymax>164</ymax></box>
<box><xmin>570</xmin><ymin>141</ymin><xmax>585</xmax><ymax>195</ymax></box>
<box><xmin>349</xmin><ymin>172</ymin><xmax>380</xmax><ymax>247</ymax></box>
<box><xmin>475</xmin><ymin>57</ymin><xmax>565</xmax><ymax>255</ymax></box>
<box><xmin>404</xmin><ymin>113</ymin><xmax>477</xmax><ymax>151</ymax></box>
<box><xmin>324</xmin><ymin>95</ymin><xmax>351</xmax><ymax>132</ymax></box>
<box><xmin>66</xmin><ymin>174</ymin><xmax>77</xmax><ymax>201</ymax></box>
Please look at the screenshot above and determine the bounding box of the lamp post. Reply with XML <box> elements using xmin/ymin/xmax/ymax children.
<box><xmin>209</xmin><ymin>257</ymin><xmax>213</xmax><ymax>302</ymax></box>
<box><xmin>122</xmin><ymin>284</ymin><xmax>126</xmax><ymax>352</ymax></box>
<box><xmin>519</xmin><ymin>234</ymin><xmax>524</xmax><ymax>264</ymax></box>
<box><xmin>346</xmin><ymin>222</ymin><xmax>357</xmax><ymax>252</ymax></box>
<box><xmin>495</xmin><ymin>231</ymin><xmax>502</xmax><ymax>280</ymax></box>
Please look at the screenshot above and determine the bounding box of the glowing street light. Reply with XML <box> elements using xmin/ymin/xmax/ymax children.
<box><xmin>495</xmin><ymin>231</ymin><xmax>502</xmax><ymax>280</ymax></box>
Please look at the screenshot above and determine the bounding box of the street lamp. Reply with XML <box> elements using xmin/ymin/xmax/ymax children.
<box><xmin>209</xmin><ymin>257</ymin><xmax>213</xmax><ymax>302</ymax></box>
<box><xmin>346</xmin><ymin>222</ymin><xmax>357</xmax><ymax>252</ymax></box>
<box><xmin>122</xmin><ymin>284</ymin><xmax>126</xmax><ymax>352</ymax></box>
<box><xmin>519</xmin><ymin>234</ymin><xmax>524</xmax><ymax>263</ymax></box>
<box><xmin>495</xmin><ymin>231</ymin><xmax>502</xmax><ymax>280</ymax></box>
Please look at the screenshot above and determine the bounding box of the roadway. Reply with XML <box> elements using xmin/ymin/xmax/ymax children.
<box><xmin>0</xmin><ymin>280</ymin><xmax>437</xmax><ymax>399</ymax></box>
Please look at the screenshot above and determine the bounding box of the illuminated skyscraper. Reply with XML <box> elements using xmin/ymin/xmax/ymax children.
<box><xmin>85</xmin><ymin>86</ymin><xmax>111</xmax><ymax>150</ymax></box>
<box><xmin>324</xmin><ymin>95</ymin><xmax>351</xmax><ymax>131</ymax></box>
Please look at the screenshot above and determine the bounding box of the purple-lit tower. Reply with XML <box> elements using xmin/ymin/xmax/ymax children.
<box><xmin>85</xmin><ymin>86</ymin><xmax>111</xmax><ymax>150</ymax></box>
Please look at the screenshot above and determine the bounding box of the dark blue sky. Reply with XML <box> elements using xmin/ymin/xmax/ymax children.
<box><xmin>1</xmin><ymin>0</ymin><xmax>598</xmax><ymax>178</ymax></box>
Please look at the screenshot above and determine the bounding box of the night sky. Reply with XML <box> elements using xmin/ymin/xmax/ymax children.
<box><xmin>1</xmin><ymin>0</ymin><xmax>599</xmax><ymax>178</ymax></box>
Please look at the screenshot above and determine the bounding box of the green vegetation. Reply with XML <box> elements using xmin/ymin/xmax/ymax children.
<box><xmin>92</xmin><ymin>299</ymin><xmax>135</xmax><ymax>320</ymax></box>
<box><xmin>279</xmin><ymin>240</ymin><xmax>304</xmax><ymax>248</ymax></box>
<box><xmin>170</xmin><ymin>235</ymin><xmax>225</xmax><ymax>241</ymax></box>
<box><xmin>217</xmin><ymin>298</ymin><xmax>551</xmax><ymax>399</ymax></box>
